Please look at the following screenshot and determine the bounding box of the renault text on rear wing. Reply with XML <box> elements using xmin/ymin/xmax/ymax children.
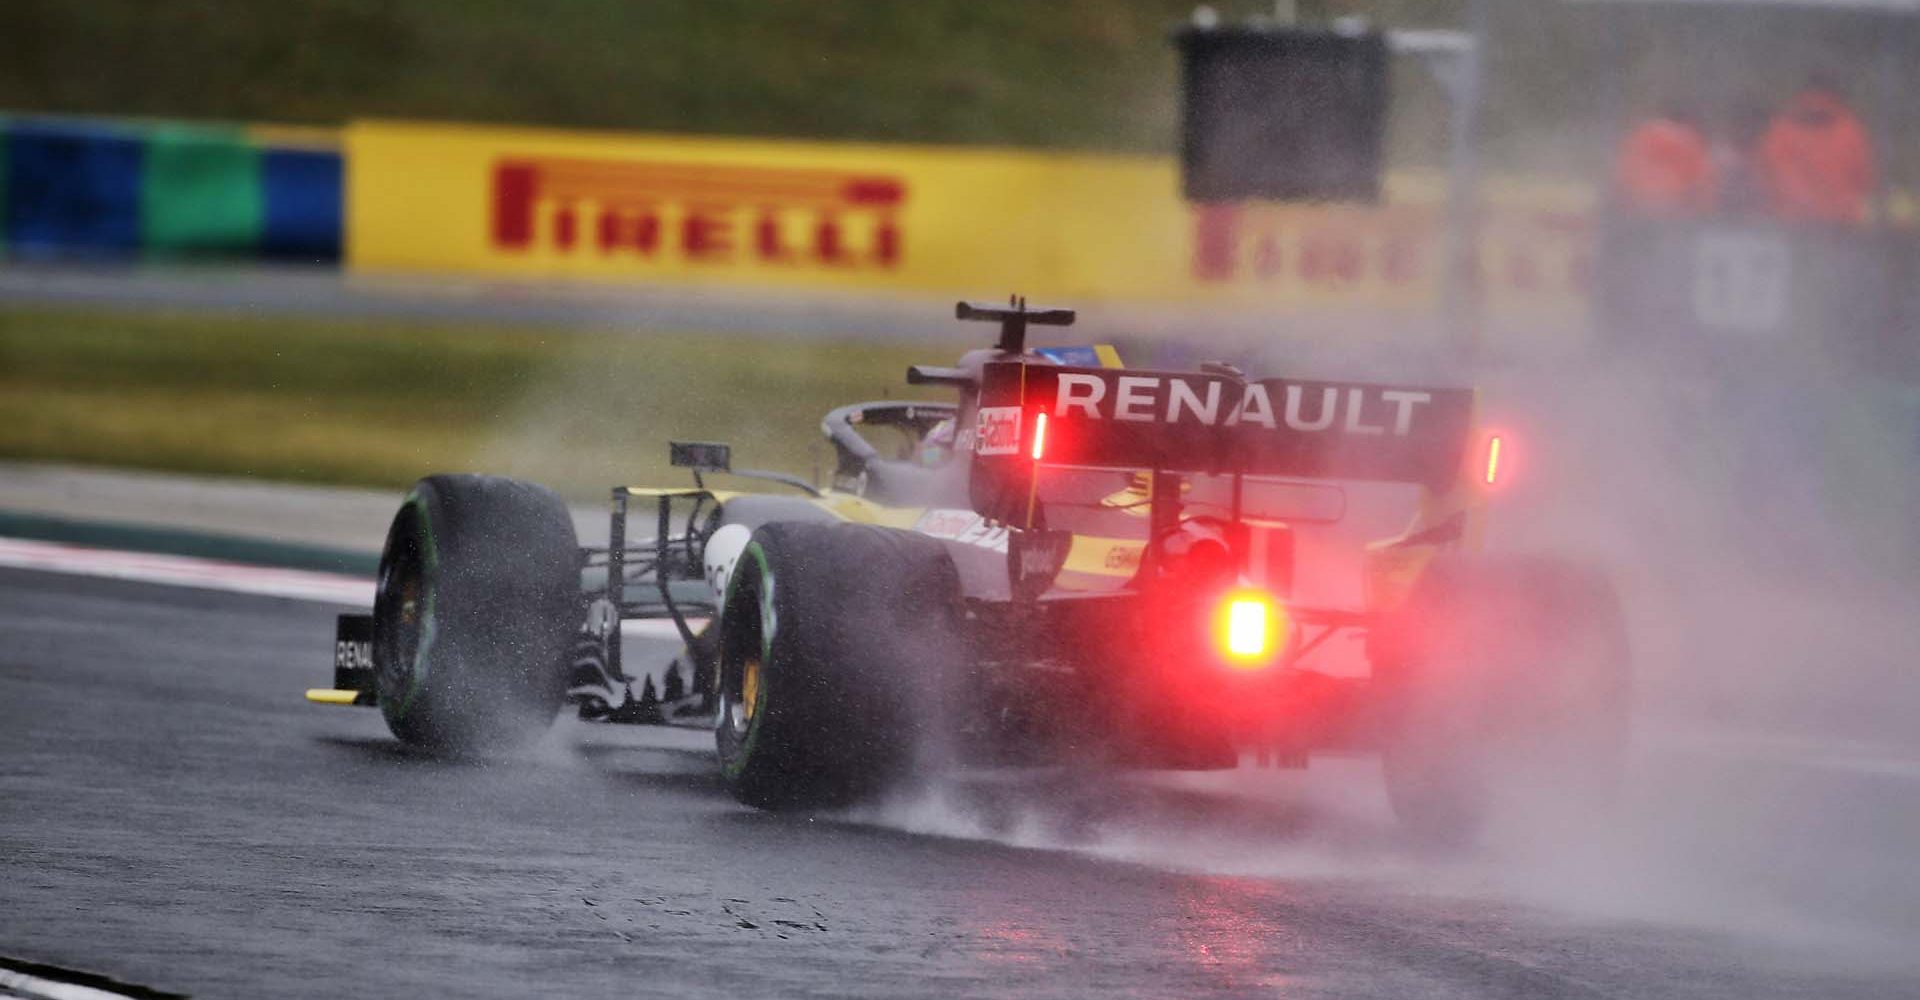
<box><xmin>970</xmin><ymin>361</ymin><xmax>1477</xmax><ymax>488</ymax></box>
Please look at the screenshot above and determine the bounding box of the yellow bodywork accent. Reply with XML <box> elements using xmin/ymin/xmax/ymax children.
<box><xmin>1063</xmin><ymin>537</ymin><xmax>1142</xmax><ymax>579</ymax></box>
<box><xmin>1098</xmin><ymin>471</ymin><xmax>1180</xmax><ymax>514</ymax></box>
<box><xmin>620</xmin><ymin>484</ymin><xmax>915</xmax><ymax>529</ymax></box>
<box><xmin>809</xmin><ymin>490</ymin><xmax>1145</xmax><ymax>580</ymax></box>
<box><xmin>305</xmin><ymin>688</ymin><xmax>366</xmax><ymax>706</ymax></box>
<box><xmin>1361</xmin><ymin>390</ymin><xmax>1489</xmax><ymax>611</ymax></box>
<box><xmin>1363</xmin><ymin>543</ymin><xmax>1445</xmax><ymax>611</ymax></box>
<box><xmin>1092</xmin><ymin>344</ymin><xmax>1124</xmax><ymax>369</ymax></box>
<box><xmin>809</xmin><ymin>493</ymin><xmax>925</xmax><ymax>529</ymax></box>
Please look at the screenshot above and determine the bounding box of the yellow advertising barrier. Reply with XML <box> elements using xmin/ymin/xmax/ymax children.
<box><xmin>347</xmin><ymin>120</ymin><xmax>1593</xmax><ymax>320</ymax></box>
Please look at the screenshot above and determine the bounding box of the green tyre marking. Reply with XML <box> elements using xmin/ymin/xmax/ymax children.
<box><xmin>720</xmin><ymin>541</ymin><xmax>775</xmax><ymax>781</ymax></box>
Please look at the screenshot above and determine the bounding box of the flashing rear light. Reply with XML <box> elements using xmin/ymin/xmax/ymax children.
<box><xmin>1030</xmin><ymin>411</ymin><xmax>1049</xmax><ymax>462</ymax></box>
<box><xmin>1215</xmin><ymin>589</ymin><xmax>1287</xmax><ymax>669</ymax></box>
<box><xmin>1483</xmin><ymin>433</ymin><xmax>1503</xmax><ymax>487</ymax></box>
<box><xmin>1227</xmin><ymin>599</ymin><xmax>1267</xmax><ymax>656</ymax></box>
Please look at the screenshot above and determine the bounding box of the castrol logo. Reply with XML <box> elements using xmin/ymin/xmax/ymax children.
<box><xmin>974</xmin><ymin>406</ymin><xmax>1022</xmax><ymax>456</ymax></box>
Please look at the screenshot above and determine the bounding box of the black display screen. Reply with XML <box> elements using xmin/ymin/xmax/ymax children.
<box><xmin>1177</xmin><ymin>26</ymin><xmax>1390</xmax><ymax>203</ymax></box>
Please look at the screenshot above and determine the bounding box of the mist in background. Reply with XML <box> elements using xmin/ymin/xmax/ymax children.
<box><xmin>848</xmin><ymin>298</ymin><xmax>1920</xmax><ymax>970</ymax></box>
<box><xmin>2</xmin><ymin>0</ymin><xmax>1916</xmax><ymax>978</ymax></box>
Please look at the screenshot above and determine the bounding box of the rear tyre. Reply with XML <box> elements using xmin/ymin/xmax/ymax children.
<box><xmin>1377</xmin><ymin>555</ymin><xmax>1630</xmax><ymax>843</ymax></box>
<box><xmin>373</xmin><ymin>474</ymin><xmax>582</xmax><ymax>754</ymax></box>
<box><xmin>715</xmin><ymin>521</ymin><xmax>962</xmax><ymax>810</ymax></box>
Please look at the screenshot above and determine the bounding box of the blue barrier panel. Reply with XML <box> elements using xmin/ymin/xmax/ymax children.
<box><xmin>261</xmin><ymin>148</ymin><xmax>342</xmax><ymax>261</ymax></box>
<box><xmin>4</xmin><ymin>122</ymin><xmax>144</xmax><ymax>257</ymax></box>
<box><xmin>0</xmin><ymin>120</ymin><xmax>8</xmax><ymax>243</ymax></box>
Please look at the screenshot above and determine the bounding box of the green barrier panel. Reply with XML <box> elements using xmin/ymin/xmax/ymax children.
<box><xmin>140</xmin><ymin>125</ymin><xmax>262</xmax><ymax>256</ymax></box>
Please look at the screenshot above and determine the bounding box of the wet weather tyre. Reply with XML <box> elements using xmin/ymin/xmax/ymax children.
<box><xmin>714</xmin><ymin>521</ymin><xmax>962</xmax><ymax>811</ymax></box>
<box><xmin>372</xmin><ymin>474</ymin><xmax>582</xmax><ymax>754</ymax></box>
<box><xmin>1377</xmin><ymin>556</ymin><xmax>1630</xmax><ymax>843</ymax></box>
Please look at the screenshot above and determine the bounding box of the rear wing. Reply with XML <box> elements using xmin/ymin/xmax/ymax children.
<box><xmin>969</xmin><ymin>361</ymin><xmax>1476</xmax><ymax>519</ymax></box>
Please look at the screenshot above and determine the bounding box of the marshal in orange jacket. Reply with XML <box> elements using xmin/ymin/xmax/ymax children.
<box><xmin>1615</xmin><ymin>116</ymin><xmax>1719</xmax><ymax>217</ymax></box>
<box><xmin>1758</xmin><ymin>89</ymin><xmax>1877</xmax><ymax>224</ymax></box>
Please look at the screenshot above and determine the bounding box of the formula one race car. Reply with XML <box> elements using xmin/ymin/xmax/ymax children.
<box><xmin>311</xmin><ymin>299</ymin><xmax>1628</xmax><ymax>839</ymax></box>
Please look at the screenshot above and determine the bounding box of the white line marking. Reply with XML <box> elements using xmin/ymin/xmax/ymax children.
<box><xmin>0</xmin><ymin>538</ymin><xmax>715</xmax><ymax>641</ymax></box>
<box><xmin>1639</xmin><ymin>727</ymin><xmax>1920</xmax><ymax>781</ymax></box>
<box><xmin>0</xmin><ymin>537</ymin><xmax>373</xmax><ymax>606</ymax></box>
<box><xmin>0</xmin><ymin>967</ymin><xmax>153</xmax><ymax>1000</ymax></box>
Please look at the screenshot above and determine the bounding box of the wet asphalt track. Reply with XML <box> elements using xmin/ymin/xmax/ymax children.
<box><xmin>4</xmin><ymin>566</ymin><xmax>1919</xmax><ymax>1000</ymax></box>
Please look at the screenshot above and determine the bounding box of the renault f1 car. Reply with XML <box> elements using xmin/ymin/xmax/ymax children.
<box><xmin>311</xmin><ymin>299</ymin><xmax>1628</xmax><ymax>838</ymax></box>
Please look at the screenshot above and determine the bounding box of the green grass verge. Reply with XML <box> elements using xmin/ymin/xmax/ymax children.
<box><xmin>4</xmin><ymin>3</ymin><xmax>1902</xmax><ymax>171</ymax></box>
<box><xmin>0</xmin><ymin>0</ymin><xmax>1200</xmax><ymax>154</ymax></box>
<box><xmin>0</xmin><ymin>307</ymin><xmax>956</xmax><ymax>499</ymax></box>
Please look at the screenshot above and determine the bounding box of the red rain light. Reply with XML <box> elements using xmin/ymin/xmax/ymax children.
<box><xmin>1484</xmin><ymin>433</ymin><xmax>1503</xmax><ymax>486</ymax></box>
<box><xmin>1030</xmin><ymin>411</ymin><xmax>1049</xmax><ymax>462</ymax></box>
<box><xmin>1227</xmin><ymin>599</ymin><xmax>1267</xmax><ymax>656</ymax></box>
<box><xmin>1214</xmin><ymin>589</ymin><xmax>1287</xmax><ymax>669</ymax></box>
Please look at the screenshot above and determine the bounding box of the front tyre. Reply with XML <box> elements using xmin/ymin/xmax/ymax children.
<box><xmin>715</xmin><ymin>522</ymin><xmax>962</xmax><ymax>811</ymax></box>
<box><xmin>373</xmin><ymin>474</ymin><xmax>582</xmax><ymax>753</ymax></box>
